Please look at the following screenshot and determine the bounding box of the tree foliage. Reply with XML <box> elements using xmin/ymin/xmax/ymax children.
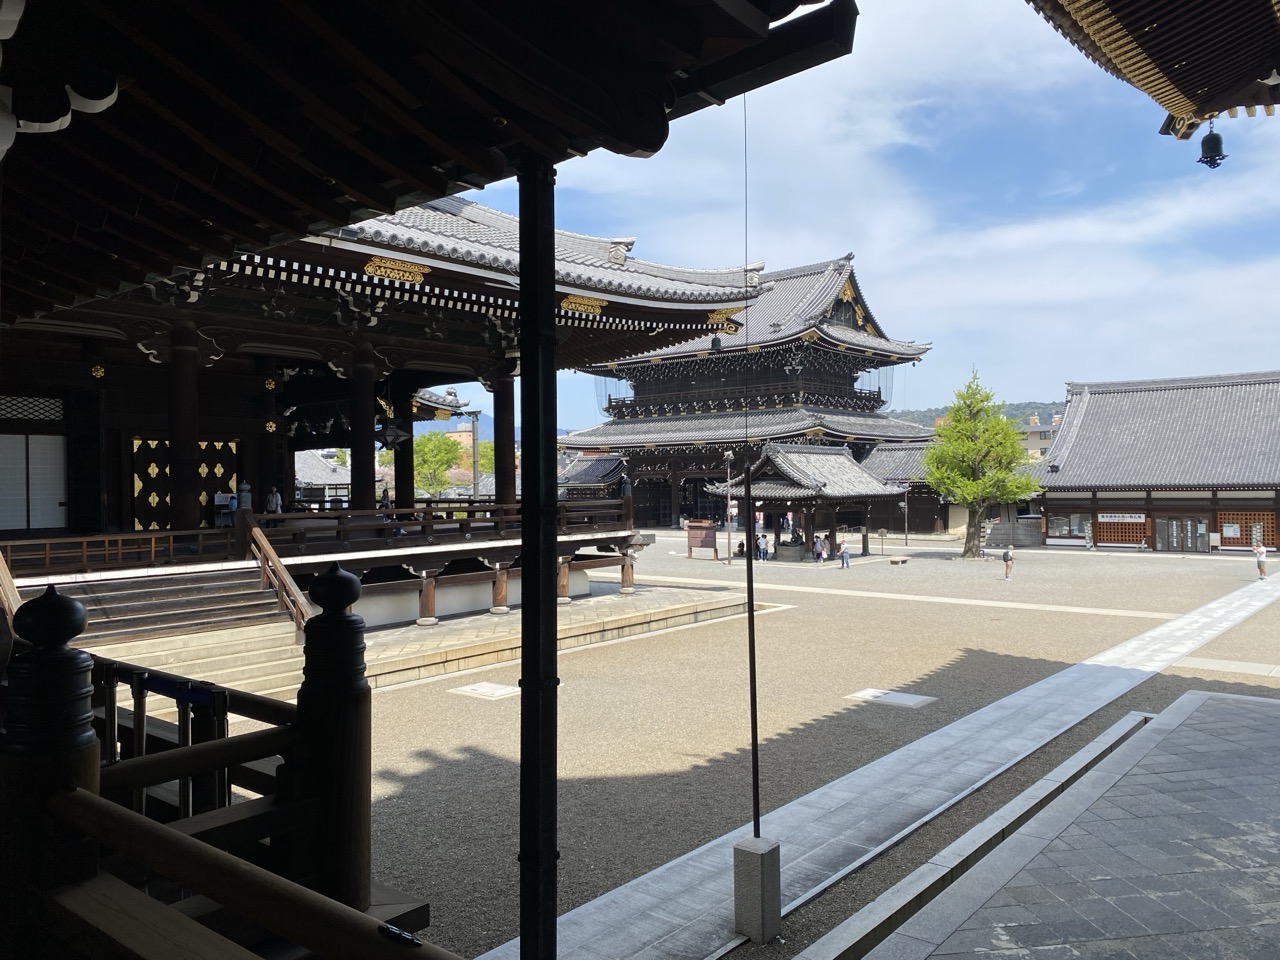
<box><xmin>412</xmin><ymin>432</ymin><xmax>464</xmax><ymax>494</ymax></box>
<box><xmin>476</xmin><ymin>440</ymin><xmax>495</xmax><ymax>475</ymax></box>
<box><xmin>923</xmin><ymin>372</ymin><xmax>1042</xmax><ymax>558</ymax></box>
<box><xmin>332</xmin><ymin>448</ymin><xmax>349</xmax><ymax>467</ymax></box>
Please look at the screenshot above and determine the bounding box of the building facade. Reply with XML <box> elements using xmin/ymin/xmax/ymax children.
<box><xmin>1041</xmin><ymin>371</ymin><xmax>1280</xmax><ymax>552</ymax></box>
<box><xmin>560</xmin><ymin>257</ymin><xmax>932</xmax><ymax>526</ymax></box>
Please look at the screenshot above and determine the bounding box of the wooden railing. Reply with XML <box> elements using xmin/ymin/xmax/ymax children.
<box><xmin>248</xmin><ymin>524</ymin><xmax>313</xmax><ymax>629</ymax></box>
<box><xmin>0</xmin><ymin>526</ymin><xmax>237</xmax><ymax>577</ymax></box>
<box><xmin>3</xmin><ymin>567</ymin><xmax>447</xmax><ymax>958</ymax></box>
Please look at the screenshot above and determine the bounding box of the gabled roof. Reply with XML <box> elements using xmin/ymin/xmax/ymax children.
<box><xmin>709</xmin><ymin>444</ymin><xmax>906</xmax><ymax>502</ymax></box>
<box><xmin>334</xmin><ymin>198</ymin><xmax>763</xmax><ymax>304</ymax></box>
<box><xmin>860</xmin><ymin>441</ymin><xmax>934</xmax><ymax>484</ymax></box>
<box><xmin>588</xmin><ymin>257</ymin><xmax>929</xmax><ymax>368</ymax></box>
<box><xmin>558</xmin><ymin>455</ymin><xmax>627</xmax><ymax>489</ymax></box>
<box><xmin>560</xmin><ymin>406</ymin><xmax>932</xmax><ymax>451</ymax></box>
<box><xmin>1043</xmin><ymin>370</ymin><xmax>1280</xmax><ymax>490</ymax></box>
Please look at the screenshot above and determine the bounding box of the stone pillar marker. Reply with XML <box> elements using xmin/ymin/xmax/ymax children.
<box><xmin>734</xmin><ymin>836</ymin><xmax>781</xmax><ymax>944</ymax></box>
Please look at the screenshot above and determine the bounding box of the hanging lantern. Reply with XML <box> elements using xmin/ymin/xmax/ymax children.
<box><xmin>1197</xmin><ymin>123</ymin><xmax>1227</xmax><ymax>169</ymax></box>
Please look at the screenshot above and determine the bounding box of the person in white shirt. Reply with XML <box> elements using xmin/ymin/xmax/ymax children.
<box><xmin>1254</xmin><ymin>542</ymin><xmax>1268</xmax><ymax>581</ymax></box>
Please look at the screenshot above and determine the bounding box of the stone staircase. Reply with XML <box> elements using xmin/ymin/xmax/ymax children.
<box><xmin>18</xmin><ymin>568</ymin><xmax>304</xmax><ymax>704</ymax></box>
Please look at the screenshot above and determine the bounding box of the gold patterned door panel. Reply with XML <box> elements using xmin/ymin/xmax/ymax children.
<box><xmin>132</xmin><ymin>438</ymin><xmax>237</xmax><ymax>530</ymax></box>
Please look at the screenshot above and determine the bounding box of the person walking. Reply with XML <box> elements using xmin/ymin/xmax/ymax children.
<box><xmin>838</xmin><ymin>539</ymin><xmax>849</xmax><ymax>568</ymax></box>
<box><xmin>1255</xmin><ymin>542</ymin><xmax>1268</xmax><ymax>580</ymax></box>
<box><xmin>1003</xmin><ymin>543</ymin><xmax>1015</xmax><ymax>580</ymax></box>
<box><xmin>757</xmin><ymin>533</ymin><xmax>768</xmax><ymax>561</ymax></box>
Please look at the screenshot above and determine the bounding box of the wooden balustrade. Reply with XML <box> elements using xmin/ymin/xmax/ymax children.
<box><xmin>0</xmin><ymin>527</ymin><xmax>238</xmax><ymax>577</ymax></box>
<box><xmin>2</xmin><ymin>565</ymin><xmax>440</xmax><ymax>957</ymax></box>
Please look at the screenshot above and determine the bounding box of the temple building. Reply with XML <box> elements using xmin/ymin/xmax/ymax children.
<box><xmin>1040</xmin><ymin>371</ymin><xmax>1280</xmax><ymax>552</ymax></box>
<box><xmin>559</xmin><ymin>257</ymin><xmax>932</xmax><ymax>526</ymax></box>
<box><xmin>0</xmin><ymin>198</ymin><xmax>768</xmax><ymax>536</ymax></box>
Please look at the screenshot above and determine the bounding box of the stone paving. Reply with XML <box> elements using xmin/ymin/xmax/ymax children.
<box><xmin>360</xmin><ymin>583</ymin><xmax>748</xmax><ymax>688</ymax></box>
<box><xmin>855</xmin><ymin>691</ymin><xmax>1280</xmax><ymax>959</ymax></box>
<box><xmin>477</xmin><ymin>578</ymin><xmax>1280</xmax><ymax>959</ymax></box>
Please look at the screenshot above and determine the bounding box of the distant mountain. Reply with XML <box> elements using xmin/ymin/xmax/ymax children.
<box><xmin>887</xmin><ymin>401</ymin><xmax>1066</xmax><ymax>429</ymax></box>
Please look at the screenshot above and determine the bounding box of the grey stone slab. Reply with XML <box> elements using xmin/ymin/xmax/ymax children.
<box><xmin>859</xmin><ymin>932</ymin><xmax>939</xmax><ymax>960</ymax></box>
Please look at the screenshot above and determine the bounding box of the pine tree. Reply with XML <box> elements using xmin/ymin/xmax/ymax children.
<box><xmin>923</xmin><ymin>372</ymin><xmax>1042</xmax><ymax>558</ymax></box>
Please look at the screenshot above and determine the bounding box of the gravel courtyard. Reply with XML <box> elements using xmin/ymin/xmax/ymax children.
<box><xmin>366</xmin><ymin>537</ymin><xmax>1280</xmax><ymax>958</ymax></box>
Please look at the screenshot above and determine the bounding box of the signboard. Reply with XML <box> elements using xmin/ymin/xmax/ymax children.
<box><xmin>1222</xmin><ymin>522</ymin><xmax>1241</xmax><ymax>539</ymax></box>
<box><xmin>1098</xmin><ymin>513</ymin><xmax>1145</xmax><ymax>523</ymax></box>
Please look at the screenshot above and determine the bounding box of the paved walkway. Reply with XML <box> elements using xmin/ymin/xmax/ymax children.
<box><xmin>478</xmin><ymin>579</ymin><xmax>1279</xmax><ymax>960</ymax></box>
<box><xmin>855</xmin><ymin>690</ymin><xmax>1280</xmax><ymax>959</ymax></box>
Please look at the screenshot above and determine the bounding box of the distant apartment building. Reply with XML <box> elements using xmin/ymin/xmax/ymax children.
<box><xmin>1020</xmin><ymin>414</ymin><xmax>1061</xmax><ymax>460</ymax></box>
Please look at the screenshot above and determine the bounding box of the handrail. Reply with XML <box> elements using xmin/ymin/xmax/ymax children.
<box><xmin>49</xmin><ymin>788</ymin><xmax>463</xmax><ymax>960</ymax></box>
<box><xmin>99</xmin><ymin>726</ymin><xmax>299</xmax><ymax>791</ymax></box>
<box><xmin>102</xmin><ymin>656</ymin><xmax>298</xmax><ymax>727</ymax></box>
<box><xmin>249</xmin><ymin>526</ymin><xmax>312</xmax><ymax>629</ymax></box>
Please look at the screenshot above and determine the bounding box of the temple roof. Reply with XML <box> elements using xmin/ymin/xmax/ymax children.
<box><xmin>333</xmin><ymin>198</ymin><xmax>763</xmax><ymax>305</ymax></box>
<box><xmin>560</xmin><ymin>405</ymin><xmax>931</xmax><ymax>451</ymax></box>
<box><xmin>558</xmin><ymin>455</ymin><xmax>628</xmax><ymax>489</ymax></box>
<box><xmin>588</xmin><ymin>257</ymin><xmax>929</xmax><ymax>368</ymax></box>
<box><xmin>1042</xmin><ymin>370</ymin><xmax>1280</xmax><ymax>491</ymax></box>
<box><xmin>709</xmin><ymin>444</ymin><xmax>906</xmax><ymax>502</ymax></box>
<box><xmin>0</xmin><ymin>2</ymin><xmax>856</xmax><ymax>324</ymax></box>
<box><xmin>860</xmin><ymin>441</ymin><xmax>934</xmax><ymax>484</ymax></box>
<box><xmin>294</xmin><ymin>451</ymin><xmax>352</xmax><ymax>488</ymax></box>
<box><xmin>1024</xmin><ymin>0</ymin><xmax>1280</xmax><ymax>138</ymax></box>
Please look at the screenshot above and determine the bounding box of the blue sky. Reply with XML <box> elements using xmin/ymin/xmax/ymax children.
<box><xmin>434</xmin><ymin>0</ymin><xmax>1280</xmax><ymax>430</ymax></box>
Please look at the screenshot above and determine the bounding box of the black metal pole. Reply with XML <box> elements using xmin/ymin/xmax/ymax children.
<box><xmin>517</xmin><ymin>153</ymin><xmax>559</xmax><ymax>960</ymax></box>
<box><xmin>742</xmin><ymin>460</ymin><xmax>762</xmax><ymax>838</ymax></box>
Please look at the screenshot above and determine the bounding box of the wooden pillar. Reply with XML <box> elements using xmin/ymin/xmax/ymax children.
<box><xmin>620</xmin><ymin>550</ymin><xmax>636</xmax><ymax>594</ymax></box>
<box><xmin>861</xmin><ymin>501</ymin><xmax>871</xmax><ymax>556</ymax></box>
<box><xmin>294</xmin><ymin>564</ymin><xmax>371</xmax><ymax>910</ymax></box>
<box><xmin>556</xmin><ymin>556</ymin><xmax>572</xmax><ymax>605</ymax></box>
<box><xmin>168</xmin><ymin>320</ymin><xmax>201</xmax><ymax>530</ymax></box>
<box><xmin>494</xmin><ymin>375</ymin><xmax>517</xmax><ymax>510</ymax></box>
<box><xmin>1145</xmin><ymin>490</ymin><xmax>1155</xmax><ymax>550</ymax></box>
<box><xmin>803</xmin><ymin>510</ymin><xmax>815</xmax><ymax>557</ymax></box>
<box><xmin>1089</xmin><ymin>491</ymin><xmax>1099</xmax><ymax>549</ymax></box>
<box><xmin>669</xmin><ymin>474</ymin><xmax>682</xmax><ymax>528</ymax></box>
<box><xmin>517</xmin><ymin>151</ymin><xmax>559</xmax><ymax>960</ymax></box>
<box><xmin>415</xmin><ymin>568</ymin><xmax>441</xmax><ymax>627</ymax></box>
<box><xmin>392</xmin><ymin>385</ymin><xmax>416</xmax><ymax>510</ymax></box>
<box><xmin>491</xmin><ymin>563</ymin><xmax>511</xmax><ymax>615</ymax></box>
<box><xmin>349</xmin><ymin>341</ymin><xmax>377</xmax><ymax>511</ymax></box>
<box><xmin>1</xmin><ymin>587</ymin><xmax>100</xmax><ymax>954</ymax></box>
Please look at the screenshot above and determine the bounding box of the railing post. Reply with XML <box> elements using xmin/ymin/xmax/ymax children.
<box><xmin>620</xmin><ymin>549</ymin><xmax>637</xmax><ymax>595</ymax></box>
<box><xmin>0</xmin><ymin>586</ymin><xmax>99</xmax><ymax>952</ymax></box>
<box><xmin>294</xmin><ymin>563</ymin><xmax>371</xmax><ymax>910</ymax></box>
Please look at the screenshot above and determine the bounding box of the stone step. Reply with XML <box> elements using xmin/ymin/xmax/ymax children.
<box><xmin>86</xmin><ymin>620</ymin><xmax>298</xmax><ymax>661</ymax></box>
<box><xmin>78</xmin><ymin>609</ymin><xmax>292</xmax><ymax>646</ymax></box>
<box><xmin>21</xmin><ymin>568</ymin><xmax>263</xmax><ymax>603</ymax></box>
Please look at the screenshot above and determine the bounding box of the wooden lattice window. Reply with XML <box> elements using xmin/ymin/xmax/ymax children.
<box><xmin>1095</xmin><ymin>520</ymin><xmax>1147</xmax><ymax>545</ymax></box>
<box><xmin>1218</xmin><ymin>511</ymin><xmax>1276</xmax><ymax>547</ymax></box>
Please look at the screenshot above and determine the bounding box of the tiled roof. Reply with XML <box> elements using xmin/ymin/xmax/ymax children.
<box><xmin>294</xmin><ymin>450</ymin><xmax>352</xmax><ymax>486</ymax></box>
<box><xmin>558</xmin><ymin>455</ymin><xmax>627</xmax><ymax>487</ymax></box>
<box><xmin>337</xmin><ymin>197</ymin><xmax>759</xmax><ymax>303</ymax></box>
<box><xmin>597</xmin><ymin>257</ymin><xmax>928</xmax><ymax>363</ymax></box>
<box><xmin>560</xmin><ymin>406</ymin><xmax>932</xmax><ymax>450</ymax></box>
<box><xmin>860</xmin><ymin>441</ymin><xmax>935</xmax><ymax>483</ymax></box>
<box><xmin>413</xmin><ymin>386</ymin><xmax>467</xmax><ymax>412</ymax></box>
<box><xmin>1043</xmin><ymin>370</ymin><xmax>1280</xmax><ymax>490</ymax></box>
<box><xmin>709</xmin><ymin>444</ymin><xmax>905</xmax><ymax>501</ymax></box>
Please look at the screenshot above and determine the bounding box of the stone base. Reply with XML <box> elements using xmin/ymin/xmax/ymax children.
<box><xmin>556</xmin><ymin>596</ymin><xmax>571</xmax><ymax>605</ymax></box>
<box><xmin>619</xmin><ymin>587</ymin><xmax>635</xmax><ymax>595</ymax></box>
<box><xmin>489</xmin><ymin>606</ymin><xmax>510</xmax><ymax>615</ymax></box>
<box><xmin>734</xmin><ymin>836</ymin><xmax>781</xmax><ymax>944</ymax></box>
<box><xmin>415</xmin><ymin>617</ymin><xmax>438</xmax><ymax>627</ymax></box>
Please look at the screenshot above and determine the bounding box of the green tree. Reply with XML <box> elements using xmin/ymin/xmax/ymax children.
<box><xmin>413</xmin><ymin>432</ymin><xmax>464</xmax><ymax>494</ymax></box>
<box><xmin>476</xmin><ymin>440</ymin><xmax>495</xmax><ymax>475</ymax></box>
<box><xmin>332</xmin><ymin>448</ymin><xmax>350</xmax><ymax>467</ymax></box>
<box><xmin>923</xmin><ymin>372</ymin><xmax>1042</xmax><ymax>559</ymax></box>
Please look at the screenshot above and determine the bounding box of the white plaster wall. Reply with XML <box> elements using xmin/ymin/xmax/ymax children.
<box><xmin>352</xmin><ymin>570</ymin><xmax>591</xmax><ymax>627</ymax></box>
